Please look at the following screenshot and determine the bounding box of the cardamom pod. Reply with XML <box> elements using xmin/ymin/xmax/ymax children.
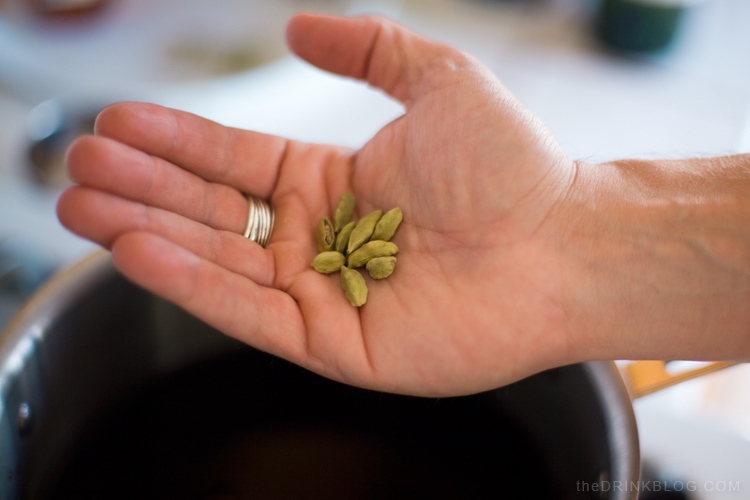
<box><xmin>335</xmin><ymin>221</ymin><xmax>356</xmax><ymax>254</ymax></box>
<box><xmin>333</xmin><ymin>192</ymin><xmax>356</xmax><ymax>232</ymax></box>
<box><xmin>366</xmin><ymin>256</ymin><xmax>397</xmax><ymax>279</ymax></box>
<box><xmin>371</xmin><ymin>207</ymin><xmax>403</xmax><ymax>242</ymax></box>
<box><xmin>340</xmin><ymin>265</ymin><xmax>367</xmax><ymax>307</ymax></box>
<box><xmin>347</xmin><ymin>241</ymin><xmax>398</xmax><ymax>268</ymax></box>
<box><xmin>316</xmin><ymin>217</ymin><xmax>335</xmax><ymax>253</ymax></box>
<box><xmin>347</xmin><ymin>210</ymin><xmax>382</xmax><ymax>255</ymax></box>
<box><xmin>311</xmin><ymin>251</ymin><xmax>346</xmax><ymax>274</ymax></box>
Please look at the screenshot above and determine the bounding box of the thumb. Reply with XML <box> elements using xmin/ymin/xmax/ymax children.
<box><xmin>286</xmin><ymin>13</ymin><xmax>474</xmax><ymax>107</ymax></box>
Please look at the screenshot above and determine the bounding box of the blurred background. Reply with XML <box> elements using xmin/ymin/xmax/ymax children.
<box><xmin>0</xmin><ymin>0</ymin><xmax>749</xmax><ymax>497</ymax></box>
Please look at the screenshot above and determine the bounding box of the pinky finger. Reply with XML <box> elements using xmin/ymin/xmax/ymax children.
<box><xmin>111</xmin><ymin>232</ymin><xmax>308</xmax><ymax>365</ymax></box>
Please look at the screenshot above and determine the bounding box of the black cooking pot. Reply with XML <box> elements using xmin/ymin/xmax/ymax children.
<box><xmin>0</xmin><ymin>251</ymin><xmax>638</xmax><ymax>499</ymax></box>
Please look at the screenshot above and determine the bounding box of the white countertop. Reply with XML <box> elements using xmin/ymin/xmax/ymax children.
<box><xmin>1</xmin><ymin>0</ymin><xmax>749</xmax><ymax>496</ymax></box>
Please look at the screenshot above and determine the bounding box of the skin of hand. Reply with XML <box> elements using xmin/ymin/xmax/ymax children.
<box><xmin>555</xmin><ymin>155</ymin><xmax>750</xmax><ymax>365</ymax></box>
<box><xmin>56</xmin><ymin>13</ymin><xmax>750</xmax><ymax>397</ymax></box>
<box><xmin>58</xmin><ymin>14</ymin><xmax>578</xmax><ymax>396</ymax></box>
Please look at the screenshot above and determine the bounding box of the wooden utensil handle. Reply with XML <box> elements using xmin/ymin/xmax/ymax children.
<box><xmin>623</xmin><ymin>360</ymin><xmax>738</xmax><ymax>399</ymax></box>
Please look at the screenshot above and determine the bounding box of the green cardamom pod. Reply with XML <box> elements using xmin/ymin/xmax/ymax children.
<box><xmin>366</xmin><ymin>256</ymin><xmax>397</xmax><ymax>279</ymax></box>
<box><xmin>347</xmin><ymin>210</ymin><xmax>382</xmax><ymax>255</ymax></box>
<box><xmin>311</xmin><ymin>251</ymin><xmax>346</xmax><ymax>274</ymax></box>
<box><xmin>335</xmin><ymin>221</ymin><xmax>356</xmax><ymax>254</ymax></box>
<box><xmin>316</xmin><ymin>217</ymin><xmax>335</xmax><ymax>253</ymax></box>
<box><xmin>347</xmin><ymin>241</ymin><xmax>398</xmax><ymax>268</ymax></box>
<box><xmin>340</xmin><ymin>265</ymin><xmax>368</xmax><ymax>307</ymax></box>
<box><xmin>371</xmin><ymin>207</ymin><xmax>402</xmax><ymax>242</ymax></box>
<box><xmin>333</xmin><ymin>192</ymin><xmax>356</xmax><ymax>232</ymax></box>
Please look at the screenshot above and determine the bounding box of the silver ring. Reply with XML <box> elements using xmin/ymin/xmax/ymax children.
<box><xmin>243</xmin><ymin>196</ymin><xmax>274</xmax><ymax>248</ymax></box>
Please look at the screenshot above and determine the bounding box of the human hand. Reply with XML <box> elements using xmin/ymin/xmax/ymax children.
<box><xmin>57</xmin><ymin>14</ymin><xmax>582</xmax><ymax>396</ymax></box>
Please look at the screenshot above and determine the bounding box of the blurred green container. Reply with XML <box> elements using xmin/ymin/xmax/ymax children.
<box><xmin>595</xmin><ymin>0</ymin><xmax>696</xmax><ymax>53</ymax></box>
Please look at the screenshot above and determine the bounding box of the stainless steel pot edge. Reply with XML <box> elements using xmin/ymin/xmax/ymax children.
<box><xmin>0</xmin><ymin>252</ymin><xmax>644</xmax><ymax>500</ymax></box>
<box><xmin>583</xmin><ymin>361</ymin><xmax>641</xmax><ymax>500</ymax></box>
<box><xmin>0</xmin><ymin>250</ymin><xmax>113</xmax><ymax>413</ymax></box>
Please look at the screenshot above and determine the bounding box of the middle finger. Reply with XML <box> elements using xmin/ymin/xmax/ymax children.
<box><xmin>67</xmin><ymin>135</ymin><xmax>249</xmax><ymax>233</ymax></box>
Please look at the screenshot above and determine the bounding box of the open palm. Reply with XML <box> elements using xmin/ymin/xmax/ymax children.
<box><xmin>58</xmin><ymin>14</ymin><xmax>579</xmax><ymax>397</ymax></box>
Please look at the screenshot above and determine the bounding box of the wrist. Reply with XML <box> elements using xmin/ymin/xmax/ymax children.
<box><xmin>554</xmin><ymin>155</ymin><xmax>750</xmax><ymax>363</ymax></box>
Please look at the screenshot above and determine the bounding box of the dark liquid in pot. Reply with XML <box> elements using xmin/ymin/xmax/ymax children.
<box><xmin>47</xmin><ymin>347</ymin><xmax>562</xmax><ymax>499</ymax></box>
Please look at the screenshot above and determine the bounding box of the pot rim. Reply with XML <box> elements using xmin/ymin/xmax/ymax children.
<box><xmin>582</xmin><ymin>360</ymin><xmax>641</xmax><ymax>499</ymax></box>
<box><xmin>0</xmin><ymin>250</ymin><xmax>115</xmax><ymax>411</ymax></box>
<box><xmin>0</xmin><ymin>250</ymin><xmax>642</xmax><ymax>499</ymax></box>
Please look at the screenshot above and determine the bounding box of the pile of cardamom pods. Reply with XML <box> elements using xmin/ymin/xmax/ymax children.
<box><xmin>311</xmin><ymin>193</ymin><xmax>402</xmax><ymax>307</ymax></box>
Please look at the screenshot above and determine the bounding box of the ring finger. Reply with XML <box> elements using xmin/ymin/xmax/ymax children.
<box><xmin>57</xmin><ymin>186</ymin><xmax>276</xmax><ymax>287</ymax></box>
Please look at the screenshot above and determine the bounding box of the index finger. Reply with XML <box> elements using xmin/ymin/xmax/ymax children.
<box><xmin>94</xmin><ymin>102</ymin><xmax>288</xmax><ymax>199</ymax></box>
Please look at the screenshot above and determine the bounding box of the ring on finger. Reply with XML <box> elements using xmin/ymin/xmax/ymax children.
<box><xmin>243</xmin><ymin>196</ymin><xmax>274</xmax><ymax>248</ymax></box>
